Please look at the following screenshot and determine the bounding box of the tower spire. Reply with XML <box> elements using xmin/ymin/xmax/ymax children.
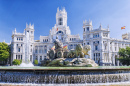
<box><xmin>99</xmin><ymin>23</ymin><xmax>102</xmax><ymax>29</ymax></box>
<box><xmin>107</xmin><ymin>24</ymin><xmax>109</xmax><ymax>30</ymax></box>
<box><xmin>57</xmin><ymin>7</ymin><xmax>59</xmax><ymax>12</ymax></box>
<box><xmin>14</xmin><ymin>28</ymin><xmax>16</xmax><ymax>33</ymax></box>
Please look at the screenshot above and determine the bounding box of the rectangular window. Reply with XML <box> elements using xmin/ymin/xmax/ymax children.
<box><xmin>95</xmin><ymin>46</ymin><xmax>98</xmax><ymax>50</ymax></box>
<box><xmin>44</xmin><ymin>56</ymin><xmax>46</xmax><ymax>59</ymax></box>
<box><xmin>45</xmin><ymin>49</ymin><xmax>47</xmax><ymax>53</ymax></box>
<box><xmin>16</xmin><ymin>55</ymin><xmax>17</xmax><ymax>59</ymax></box>
<box><xmin>30</xmin><ymin>55</ymin><xmax>32</xmax><ymax>62</ymax></box>
<box><xmin>21</xmin><ymin>55</ymin><xmax>22</xmax><ymax>60</ymax></box>
<box><xmin>35</xmin><ymin>49</ymin><xmax>37</xmax><ymax>53</ymax></box>
<box><xmin>21</xmin><ymin>44</ymin><xmax>22</xmax><ymax>46</ymax></box>
<box><xmin>31</xmin><ymin>31</ymin><xmax>33</xmax><ymax>34</ymax></box>
<box><xmin>36</xmin><ymin>56</ymin><xmax>38</xmax><ymax>60</ymax></box>
<box><xmin>17</xmin><ymin>44</ymin><xmax>18</xmax><ymax>46</ymax></box>
<box><xmin>105</xmin><ymin>45</ymin><xmax>107</xmax><ymax>50</ymax></box>
<box><xmin>98</xmin><ymin>34</ymin><xmax>99</xmax><ymax>37</ymax></box>
<box><xmin>87</xmin><ymin>27</ymin><xmax>89</xmax><ymax>31</ymax></box>
<box><xmin>18</xmin><ymin>48</ymin><xmax>20</xmax><ymax>52</ymax></box>
<box><xmin>18</xmin><ymin>55</ymin><xmax>20</xmax><ymax>59</ymax></box>
<box><xmin>84</xmin><ymin>28</ymin><xmax>85</xmax><ymax>32</ymax></box>
<box><xmin>40</xmin><ymin>56</ymin><xmax>42</xmax><ymax>61</ymax></box>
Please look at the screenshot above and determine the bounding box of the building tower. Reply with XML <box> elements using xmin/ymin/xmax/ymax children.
<box><xmin>83</xmin><ymin>20</ymin><xmax>93</xmax><ymax>59</ymax></box>
<box><xmin>83</xmin><ymin>20</ymin><xmax>92</xmax><ymax>45</ymax></box>
<box><xmin>56</xmin><ymin>7</ymin><xmax>67</xmax><ymax>27</ymax></box>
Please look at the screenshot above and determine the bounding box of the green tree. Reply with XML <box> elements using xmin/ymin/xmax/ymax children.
<box><xmin>117</xmin><ymin>47</ymin><xmax>130</xmax><ymax>66</ymax></box>
<box><xmin>34</xmin><ymin>60</ymin><xmax>38</xmax><ymax>65</ymax></box>
<box><xmin>12</xmin><ymin>59</ymin><xmax>21</xmax><ymax>65</ymax></box>
<box><xmin>0</xmin><ymin>42</ymin><xmax>10</xmax><ymax>64</ymax></box>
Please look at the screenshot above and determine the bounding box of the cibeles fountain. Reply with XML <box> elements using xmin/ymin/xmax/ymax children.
<box><xmin>47</xmin><ymin>36</ymin><xmax>98</xmax><ymax>67</ymax></box>
<box><xmin>0</xmin><ymin>37</ymin><xmax>130</xmax><ymax>85</ymax></box>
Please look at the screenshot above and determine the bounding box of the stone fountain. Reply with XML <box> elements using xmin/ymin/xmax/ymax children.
<box><xmin>46</xmin><ymin>37</ymin><xmax>98</xmax><ymax>67</ymax></box>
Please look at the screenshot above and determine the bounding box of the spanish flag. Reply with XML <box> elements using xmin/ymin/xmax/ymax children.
<box><xmin>56</xmin><ymin>28</ymin><xmax>58</xmax><ymax>31</ymax></box>
<box><xmin>121</xmin><ymin>26</ymin><xmax>125</xmax><ymax>30</ymax></box>
<box><xmin>51</xmin><ymin>46</ymin><xmax>55</xmax><ymax>50</ymax></box>
<box><xmin>63</xmin><ymin>45</ymin><xmax>68</xmax><ymax>49</ymax></box>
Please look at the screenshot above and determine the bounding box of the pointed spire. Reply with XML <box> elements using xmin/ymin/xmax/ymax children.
<box><xmin>26</xmin><ymin>22</ymin><xmax>28</xmax><ymax>28</ymax></box>
<box><xmin>32</xmin><ymin>23</ymin><xmax>34</xmax><ymax>27</ymax></box>
<box><xmin>107</xmin><ymin>24</ymin><xmax>109</xmax><ymax>28</ymax></box>
<box><xmin>14</xmin><ymin>28</ymin><xmax>16</xmax><ymax>33</ymax></box>
<box><xmin>62</xmin><ymin>7</ymin><xmax>65</xmax><ymax>12</ymax></box>
<box><xmin>100</xmin><ymin>23</ymin><xmax>102</xmax><ymax>27</ymax></box>
<box><xmin>99</xmin><ymin>23</ymin><xmax>102</xmax><ymax>29</ymax></box>
<box><xmin>49</xmin><ymin>29</ymin><xmax>51</xmax><ymax>34</ymax></box>
<box><xmin>29</xmin><ymin>23</ymin><xmax>31</xmax><ymax>27</ymax></box>
<box><xmin>57</xmin><ymin>7</ymin><xmax>59</xmax><ymax>12</ymax></box>
<box><xmin>23</xmin><ymin>29</ymin><xmax>25</xmax><ymax>34</ymax></box>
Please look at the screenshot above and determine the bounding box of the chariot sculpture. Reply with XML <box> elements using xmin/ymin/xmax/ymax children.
<box><xmin>47</xmin><ymin>37</ymin><xmax>91</xmax><ymax>60</ymax></box>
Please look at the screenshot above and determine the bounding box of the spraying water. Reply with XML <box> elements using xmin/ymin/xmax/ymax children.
<box><xmin>19</xmin><ymin>31</ymin><xmax>34</xmax><ymax>67</ymax></box>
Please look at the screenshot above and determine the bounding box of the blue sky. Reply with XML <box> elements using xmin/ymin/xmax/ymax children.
<box><xmin>0</xmin><ymin>0</ymin><xmax>130</xmax><ymax>43</ymax></box>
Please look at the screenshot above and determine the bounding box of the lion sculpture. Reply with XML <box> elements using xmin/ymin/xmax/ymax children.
<box><xmin>67</xmin><ymin>44</ymin><xmax>91</xmax><ymax>58</ymax></box>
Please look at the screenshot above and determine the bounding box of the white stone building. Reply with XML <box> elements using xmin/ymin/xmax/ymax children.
<box><xmin>10</xmin><ymin>7</ymin><xmax>130</xmax><ymax>66</ymax></box>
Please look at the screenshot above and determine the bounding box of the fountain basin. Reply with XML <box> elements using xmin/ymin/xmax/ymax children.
<box><xmin>0</xmin><ymin>66</ymin><xmax>130</xmax><ymax>84</ymax></box>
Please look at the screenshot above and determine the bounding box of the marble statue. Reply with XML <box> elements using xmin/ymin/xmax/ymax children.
<box><xmin>47</xmin><ymin>38</ymin><xmax>98</xmax><ymax>67</ymax></box>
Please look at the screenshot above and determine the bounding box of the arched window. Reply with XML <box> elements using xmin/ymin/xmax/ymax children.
<box><xmin>56</xmin><ymin>31</ymin><xmax>63</xmax><ymax>34</ymax></box>
<box><xmin>59</xmin><ymin>18</ymin><xmax>63</xmax><ymax>25</ymax></box>
<box><xmin>18</xmin><ymin>48</ymin><xmax>20</xmax><ymax>52</ymax></box>
<box><xmin>59</xmin><ymin>18</ymin><xmax>62</xmax><ymax>21</ymax></box>
<box><xmin>87</xmin><ymin>27</ymin><xmax>89</xmax><ymax>31</ymax></box>
<box><xmin>84</xmin><ymin>28</ymin><xmax>85</xmax><ymax>32</ymax></box>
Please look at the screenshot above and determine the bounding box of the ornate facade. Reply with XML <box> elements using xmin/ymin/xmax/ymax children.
<box><xmin>11</xmin><ymin>7</ymin><xmax>130</xmax><ymax>66</ymax></box>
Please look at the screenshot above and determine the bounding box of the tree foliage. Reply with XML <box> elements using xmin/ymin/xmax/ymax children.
<box><xmin>12</xmin><ymin>59</ymin><xmax>22</xmax><ymax>65</ymax></box>
<box><xmin>118</xmin><ymin>47</ymin><xmax>130</xmax><ymax>66</ymax></box>
<box><xmin>34</xmin><ymin>60</ymin><xmax>38</xmax><ymax>65</ymax></box>
<box><xmin>0</xmin><ymin>42</ymin><xmax>10</xmax><ymax>61</ymax></box>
